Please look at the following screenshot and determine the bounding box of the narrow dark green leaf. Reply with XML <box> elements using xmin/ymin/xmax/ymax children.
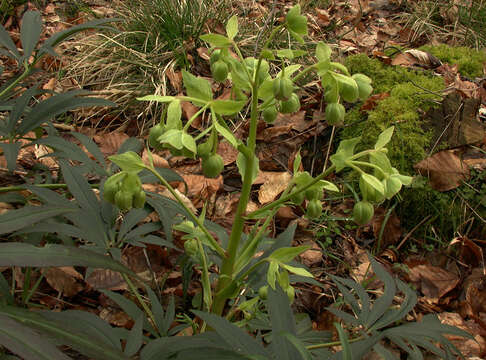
<box><xmin>335</xmin><ymin>322</ymin><xmax>352</xmax><ymax>360</ymax></box>
<box><xmin>0</xmin><ymin>24</ymin><xmax>20</xmax><ymax>60</ymax></box>
<box><xmin>100</xmin><ymin>290</ymin><xmax>156</xmax><ymax>336</ymax></box>
<box><xmin>280</xmin><ymin>333</ymin><xmax>312</xmax><ymax>360</ymax></box>
<box><xmin>7</xmin><ymin>87</ymin><xmax>39</xmax><ymax>134</ymax></box>
<box><xmin>193</xmin><ymin>311</ymin><xmax>268</xmax><ymax>357</ymax></box>
<box><xmin>0</xmin><ymin>142</ymin><xmax>21</xmax><ymax>172</ymax></box>
<box><xmin>71</xmin><ymin>132</ymin><xmax>106</xmax><ymax>167</ymax></box>
<box><xmin>20</xmin><ymin>11</ymin><xmax>42</xmax><ymax>62</ymax></box>
<box><xmin>373</xmin><ymin>343</ymin><xmax>399</xmax><ymax>360</ymax></box>
<box><xmin>117</xmin><ymin>208</ymin><xmax>149</xmax><ymax>243</ymax></box>
<box><xmin>19</xmin><ymin>92</ymin><xmax>115</xmax><ymax>135</ymax></box>
<box><xmin>60</xmin><ymin>161</ymin><xmax>100</xmax><ymax>213</ymax></box>
<box><xmin>124</xmin><ymin>314</ymin><xmax>144</xmax><ymax>357</ymax></box>
<box><xmin>0</xmin><ymin>205</ymin><xmax>74</xmax><ymax>234</ymax></box>
<box><xmin>0</xmin><ymin>307</ymin><xmax>129</xmax><ymax>360</ymax></box>
<box><xmin>0</xmin><ymin>273</ymin><xmax>14</xmax><ymax>305</ymax></box>
<box><xmin>0</xmin><ymin>314</ymin><xmax>70</xmax><ymax>360</ymax></box>
<box><xmin>267</xmin><ymin>286</ymin><xmax>300</xmax><ymax>360</ymax></box>
<box><xmin>41</xmin><ymin>310</ymin><xmax>122</xmax><ymax>350</ymax></box>
<box><xmin>366</xmin><ymin>254</ymin><xmax>396</xmax><ymax>328</ymax></box>
<box><xmin>0</xmin><ymin>243</ymin><xmax>134</xmax><ymax>276</ymax></box>
<box><xmin>146</xmin><ymin>286</ymin><xmax>165</xmax><ymax>336</ymax></box>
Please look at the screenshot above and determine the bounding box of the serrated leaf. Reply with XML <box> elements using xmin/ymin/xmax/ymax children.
<box><xmin>20</xmin><ymin>11</ymin><xmax>42</xmax><ymax>62</ymax></box>
<box><xmin>182</xmin><ymin>70</ymin><xmax>213</xmax><ymax>105</ymax></box>
<box><xmin>108</xmin><ymin>151</ymin><xmax>145</xmax><ymax>173</ymax></box>
<box><xmin>0</xmin><ymin>243</ymin><xmax>135</xmax><ymax>276</ymax></box>
<box><xmin>71</xmin><ymin>132</ymin><xmax>106</xmax><ymax>167</ymax></box>
<box><xmin>374</xmin><ymin>126</ymin><xmax>394</xmax><ymax>150</ymax></box>
<box><xmin>60</xmin><ymin>161</ymin><xmax>101</xmax><ymax>213</ymax></box>
<box><xmin>280</xmin><ymin>333</ymin><xmax>313</xmax><ymax>360</ymax></box>
<box><xmin>0</xmin><ymin>314</ymin><xmax>70</xmax><ymax>360</ymax></box>
<box><xmin>136</xmin><ymin>95</ymin><xmax>175</xmax><ymax>103</ymax></box>
<box><xmin>211</xmin><ymin>99</ymin><xmax>246</xmax><ymax>115</ymax></box>
<box><xmin>226</xmin><ymin>15</ymin><xmax>238</xmax><ymax>40</ymax></box>
<box><xmin>316</xmin><ymin>42</ymin><xmax>331</xmax><ymax>62</ymax></box>
<box><xmin>361</xmin><ymin>173</ymin><xmax>385</xmax><ymax>195</ymax></box>
<box><xmin>269</xmin><ymin>245</ymin><xmax>310</xmax><ymax>263</ymax></box>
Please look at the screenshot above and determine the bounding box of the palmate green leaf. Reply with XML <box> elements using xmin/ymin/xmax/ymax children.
<box><xmin>182</xmin><ymin>70</ymin><xmax>213</xmax><ymax>105</ymax></box>
<box><xmin>226</xmin><ymin>15</ymin><xmax>238</xmax><ymax>40</ymax></box>
<box><xmin>108</xmin><ymin>151</ymin><xmax>145</xmax><ymax>173</ymax></box>
<box><xmin>0</xmin><ymin>307</ymin><xmax>129</xmax><ymax>360</ymax></box>
<box><xmin>0</xmin><ymin>205</ymin><xmax>75</xmax><ymax>234</ymax></box>
<box><xmin>374</xmin><ymin>126</ymin><xmax>394</xmax><ymax>150</ymax></box>
<box><xmin>18</xmin><ymin>91</ymin><xmax>116</xmax><ymax>135</ymax></box>
<box><xmin>0</xmin><ymin>314</ymin><xmax>70</xmax><ymax>360</ymax></box>
<box><xmin>158</xmin><ymin>128</ymin><xmax>183</xmax><ymax>149</ymax></box>
<box><xmin>268</xmin><ymin>245</ymin><xmax>311</xmax><ymax>263</ymax></box>
<box><xmin>200</xmin><ymin>34</ymin><xmax>232</xmax><ymax>47</ymax></box>
<box><xmin>136</xmin><ymin>95</ymin><xmax>175</xmax><ymax>103</ymax></box>
<box><xmin>181</xmin><ymin>132</ymin><xmax>197</xmax><ymax>154</ymax></box>
<box><xmin>0</xmin><ymin>142</ymin><xmax>21</xmax><ymax>173</ymax></box>
<box><xmin>315</xmin><ymin>42</ymin><xmax>331</xmax><ymax>62</ymax></box>
<box><xmin>20</xmin><ymin>11</ymin><xmax>42</xmax><ymax>63</ymax></box>
<box><xmin>211</xmin><ymin>99</ymin><xmax>246</xmax><ymax>115</ymax></box>
<box><xmin>330</xmin><ymin>137</ymin><xmax>361</xmax><ymax>172</ymax></box>
<box><xmin>193</xmin><ymin>311</ymin><xmax>269</xmax><ymax>357</ymax></box>
<box><xmin>361</xmin><ymin>173</ymin><xmax>385</xmax><ymax>196</ymax></box>
<box><xmin>280</xmin><ymin>264</ymin><xmax>313</xmax><ymax>278</ymax></box>
<box><xmin>0</xmin><ymin>243</ymin><xmax>134</xmax><ymax>276</ymax></box>
<box><xmin>285</xmin><ymin>5</ymin><xmax>307</xmax><ymax>36</ymax></box>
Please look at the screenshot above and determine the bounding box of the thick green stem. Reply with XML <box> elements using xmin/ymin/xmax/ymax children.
<box><xmin>211</xmin><ymin>77</ymin><xmax>260</xmax><ymax>316</ymax></box>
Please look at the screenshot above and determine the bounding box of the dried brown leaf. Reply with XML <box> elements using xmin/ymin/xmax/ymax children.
<box><xmin>414</xmin><ymin>150</ymin><xmax>470</xmax><ymax>191</ymax></box>
<box><xmin>409</xmin><ymin>264</ymin><xmax>460</xmax><ymax>303</ymax></box>
<box><xmin>44</xmin><ymin>266</ymin><xmax>84</xmax><ymax>297</ymax></box>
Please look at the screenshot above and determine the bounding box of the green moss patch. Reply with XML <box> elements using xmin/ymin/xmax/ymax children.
<box><xmin>342</xmin><ymin>54</ymin><xmax>444</xmax><ymax>174</ymax></box>
<box><xmin>420</xmin><ymin>44</ymin><xmax>486</xmax><ymax>78</ymax></box>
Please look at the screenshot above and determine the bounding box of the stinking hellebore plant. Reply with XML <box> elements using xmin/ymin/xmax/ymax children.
<box><xmin>104</xmin><ymin>5</ymin><xmax>412</xmax><ymax>317</ymax></box>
